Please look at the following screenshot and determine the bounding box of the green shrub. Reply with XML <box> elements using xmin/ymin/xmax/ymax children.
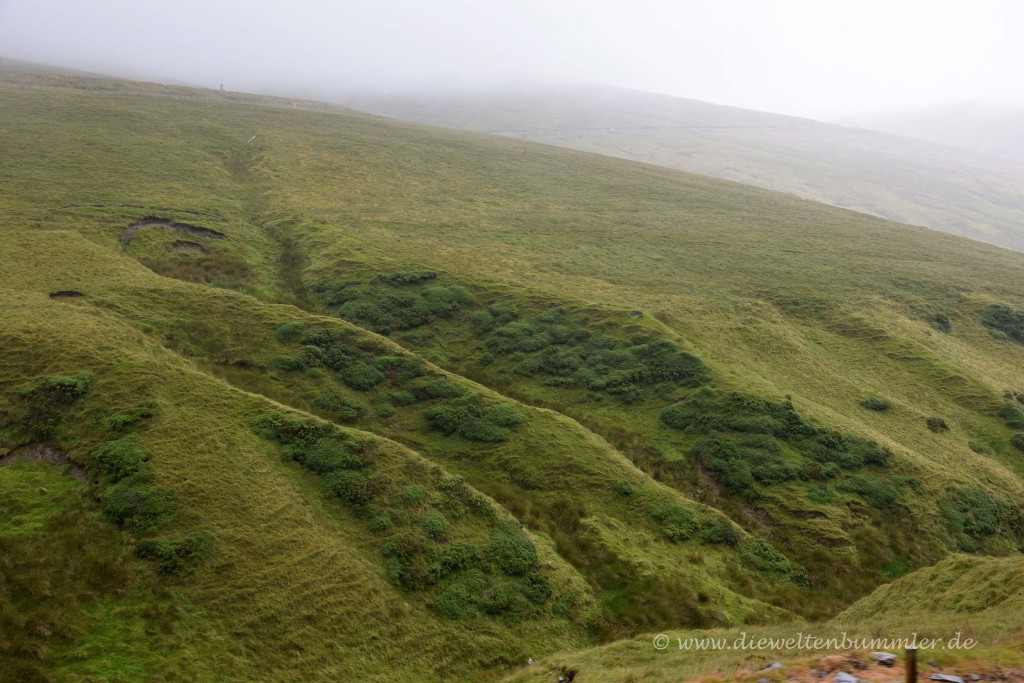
<box><xmin>698</xmin><ymin>518</ymin><xmax>740</xmax><ymax>546</ymax></box>
<box><xmin>19</xmin><ymin>373</ymin><xmax>92</xmax><ymax>404</ymax></box>
<box><xmin>377</xmin><ymin>403</ymin><xmax>396</xmax><ymax>419</ymax></box>
<box><xmin>941</xmin><ymin>486</ymin><xmax>1018</xmax><ymax>550</ymax></box>
<box><xmin>389</xmin><ymin>390</ymin><xmax>418</xmax><ymax>406</ymax></box>
<box><xmin>312</xmin><ymin>390</ymin><xmax>367</xmax><ymax>421</ymax></box>
<box><xmin>653</xmin><ymin>504</ymin><xmax>697</xmax><ymax>541</ymax></box>
<box><xmin>104</xmin><ymin>402</ymin><xmax>157</xmax><ymax>432</ymax></box>
<box><xmin>416</xmin><ymin>511</ymin><xmax>449</xmax><ymax>540</ymax></box>
<box><xmin>384</xmin><ymin>270</ymin><xmax>437</xmax><ymax>285</ymax></box>
<box><xmin>741</xmin><ymin>537</ymin><xmax>791</xmax><ymax>573</ymax></box>
<box><xmin>272</xmin><ymin>354</ymin><xmax>307</xmax><ymax>372</ymax></box>
<box><xmin>89</xmin><ymin>438</ymin><xmax>150</xmax><ymax>481</ymax></box>
<box><xmin>298</xmin><ymin>438</ymin><xmax>366</xmax><ymax>473</ymax></box>
<box><xmin>17</xmin><ymin>373</ymin><xmax>92</xmax><ymax>437</ymax></box>
<box><xmin>613</xmin><ymin>480</ymin><xmax>633</xmax><ymax>497</ymax></box>
<box><xmin>838</xmin><ymin>475</ymin><xmax>902</xmax><ymax>508</ymax></box>
<box><xmin>981</xmin><ymin>304</ymin><xmax>1024</xmax><ymax>343</ymax></box>
<box><xmin>275</xmin><ymin>321</ymin><xmax>308</xmax><ymax>343</ymax></box>
<box><xmin>414</xmin><ymin>378</ymin><xmax>465</xmax><ymax>400</ymax></box>
<box><xmin>486</xmin><ymin>523</ymin><xmax>537</xmax><ymax>576</ymax></box>
<box><xmin>926</xmin><ymin>416</ymin><xmax>950</xmax><ymax>433</ymax></box>
<box><xmin>968</xmin><ymin>440</ymin><xmax>993</xmax><ymax>454</ymax></box>
<box><xmin>101</xmin><ymin>477</ymin><xmax>176</xmax><ymax>532</ymax></box>
<box><xmin>859</xmin><ymin>397</ymin><xmax>892</xmax><ymax>412</ymax></box>
<box><xmin>660</xmin><ymin>404</ymin><xmax>689</xmax><ymax>429</ymax></box>
<box><xmin>424</xmin><ymin>403</ymin><xmax>512</xmax><ymax>443</ymax></box>
<box><xmin>135</xmin><ymin>534</ymin><xmax>213</xmax><ymax>573</ymax></box>
<box><xmin>254</xmin><ymin>411</ymin><xmax>334</xmax><ymax>446</ymax></box>
<box><xmin>483</xmin><ymin>405</ymin><xmax>526</xmax><ymax>427</ymax></box>
<box><xmin>340</xmin><ymin>362</ymin><xmax>385</xmax><ymax>390</ymax></box>
<box><xmin>324</xmin><ymin>470</ymin><xmax>378</xmax><ymax>504</ymax></box>
<box><xmin>999</xmin><ymin>401</ymin><xmax>1024</xmax><ymax>429</ymax></box>
<box><xmin>402</xmin><ymin>484</ymin><xmax>428</xmax><ymax>504</ymax></box>
<box><xmin>1012</xmin><ymin>434</ymin><xmax>1024</xmax><ymax>451</ymax></box>
<box><xmin>927</xmin><ymin>312</ymin><xmax>952</xmax><ymax>333</ymax></box>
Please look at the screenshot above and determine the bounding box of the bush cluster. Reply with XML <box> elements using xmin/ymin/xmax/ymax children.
<box><xmin>652</xmin><ymin>504</ymin><xmax>697</xmax><ymax>541</ymax></box>
<box><xmin>664</xmin><ymin>389</ymin><xmax>892</xmax><ymax>501</ymax></box>
<box><xmin>424</xmin><ymin>399</ymin><xmax>526</xmax><ymax>443</ymax></box>
<box><xmin>104</xmin><ymin>402</ymin><xmax>157</xmax><ymax>432</ymax></box>
<box><xmin>101</xmin><ymin>475</ymin><xmax>177</xmax><ymax>532</ymax></box>
<box><xmin>926</xmin><ymin>416</ymin><xmax>950</xmax><ymax>433</ymax></box>
<box><xmin>312</xmin><ymin>276</ymin><xmax>474</xmax><ymax>333</ymax></box>
<box><xmin>473</xmin><ymin>306</ymin><xmax>708</xmax><ymax>402</ymax></box>
<box><xmin>16</xmin><ymin>373</ymin><xmax>92</xmax><ymax>437</ymax></box>
<box><xmin>981</xmin><ymin>304</ymin><xmax>1024</xmax><ymax>343</ymax></box>
<box><xmin>135</xmin><ymin>534</ymin><xmax>213</xmax><ymax>574</ymax></box>
<box><xmin>859</xmin><ymin>397</ymin><xmax>892</xmax><ymax>412</ymax></box>
<box><xmin>312</xmin><ymin>390</ymin><xmax>367</xmax><ymax>422</ymax></box>
<box><xmin>741</xmin><ymin>537</ymin><xmax>792</xmax><ymax>574</ymax></box>
<box><xmin>941</xmin><ymin>486</ymin><xmax>1021</xmax><ymax>552</ymax></box>
<box><xmin>89</xmin><ymin>437</ymin><xmax>150</xmax><ymax>481</ymax></box>
<box><xmin>837</xmin><ymin>475</ymin><xmax>903</xmax><ymax>508</ymax></box>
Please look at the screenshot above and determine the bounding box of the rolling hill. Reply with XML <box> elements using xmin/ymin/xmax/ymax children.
<box><xmin>849</xmin><ymin>102</ymin><xmax>1024</xmax><ymax>165</ymax></box>
<box><xmin>343</xmin><ymin>85</ymin><xmax>1024</xmax><ymax>252</ymax></box>
<box><xmin>1</xmin><ymin>69</ymin><xmax>1023</xmax><ymax>681</ymax></box>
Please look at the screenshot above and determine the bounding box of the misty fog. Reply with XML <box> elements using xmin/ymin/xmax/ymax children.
<box><xmin>0</xmin><ymin>0</ymin><xmax>1021</xmax><ymax>121</ymax></box>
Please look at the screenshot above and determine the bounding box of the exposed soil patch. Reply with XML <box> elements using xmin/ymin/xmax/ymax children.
<box><xmin>49</xmin><ymin>290</ymin><xmax>84</xmax><ymax>299</ymax></box>
<box><xmin>171</xmin><ymin>240</ymin><xmax>205</xmax><ymax>252</ymax></box>
<box><xmin>0</xmin><ymin>443</ymin><xmax>88</xmax><ymax>482</ymax></box>
<box><xmin>121</xmin><ymin>216</ymin><xmax>227</xmax><ymax>246</ymax></box>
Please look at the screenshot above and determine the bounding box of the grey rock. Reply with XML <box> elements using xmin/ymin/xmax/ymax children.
<box><xmin>929</xmin><ymin>661</ymin><xmax>941</xmax><ymax>667</ymax></box>
<box><xmin>761</xmin><ymin>661</ymin><xmax>783</xmax><ymax>672</ymax></box>
<box><xmin>834</xmin><ymin>673</ymin><xmax>858</xmax><ymax>683</ymax></box>
<box><xmin>870</xmin><ymin>652</ymin><xmax>897</xmax><ymax>667</ymax></box>
<box><xmin>930</xmin><ymin>676</ymin><xmax>965</xmax><ymax>683</ymax></box>
<box><xmin>757</xmin><ymin>678</ymin><xmax>770</xmax><ymax>683</ymax></box>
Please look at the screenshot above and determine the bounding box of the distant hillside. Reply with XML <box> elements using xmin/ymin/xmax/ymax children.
<box><xmin>344</xmin><ymin>86</ymin><xmax>1024</xmax><ymax>252</ymax></box>
<box><xmin>849</xmin><ymin>102</ymin><xmax>1024</xmax><ymax>165</ymax></box>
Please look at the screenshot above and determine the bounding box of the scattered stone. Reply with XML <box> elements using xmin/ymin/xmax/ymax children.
<box><xmin>969</xmin><ymin>676</ymin><xmax>981</xmax><ymax>682</ymax></box>
<box><xmin>761</xmin><ymin>661</ymin><xmax>783</xmax><ymax>672</ymax></box>
<box><xmin>929</xmin><ymin>661</ymin><xmax>941</xmax><ymax>667</ymax></box>
<box><xmin>870</xmin><ymin>652</ymin><xmax>897</xmax><ymax>667</ymax></box>
<box><xmin>930</xmin><ymin>676</ymin><xmax>965</xmax><ymax>683</ymax></box>
<box><xmin>834</xmin><ymin>673</ymin><xmax>858</xmax><ymax>683</ymax></box>
<box><xmin>757</xmin><ymin>678</ymin><xmax>770</xmax><ymax>683</ymax></box>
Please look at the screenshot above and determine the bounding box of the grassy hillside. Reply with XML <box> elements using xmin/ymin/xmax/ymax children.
<box><xmin>1</xmin><ymin>73</ymin><xmax>1024</xmax><ymax>680</ymax></box>
<box><xmin>505</xmin><ymin>554</ymin><xmax>1024</xmax><ymax>683</ymax></box>
<box><xmin>344</xmin><ymin>85</ymin><xmax>1024</xmax><ymax>252</ymax></box>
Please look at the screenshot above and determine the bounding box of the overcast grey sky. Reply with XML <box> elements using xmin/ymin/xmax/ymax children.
<box><xmin>0</xmin><ymin>0</ymin><xmax>1020</xmax><ymax>119</ymax></box>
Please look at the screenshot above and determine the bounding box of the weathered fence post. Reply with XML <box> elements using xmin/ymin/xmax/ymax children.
<box><xmin>906</xmin><ymin>646</ymin><xmax>917</xmax><ymax>683</ymax></box>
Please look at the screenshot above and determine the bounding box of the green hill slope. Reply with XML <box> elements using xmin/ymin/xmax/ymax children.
<box><xmin>344</xmin><ymin>85</ymin><xmax>1024</xmax><ymax>252</ymax></box>
<box><xmin>1</xmin><ymin>73</ymin><xmax>1024</xmax><ymax>680</ymax></box>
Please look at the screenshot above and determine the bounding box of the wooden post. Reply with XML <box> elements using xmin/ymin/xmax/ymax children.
<box><xmin>906</xmin><ymin>646</ymin><xmax>917</xmax><ymax>683</ymax></box>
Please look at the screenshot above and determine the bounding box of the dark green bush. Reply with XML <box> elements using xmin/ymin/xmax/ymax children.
<box><xmin>104</xmin><ymin>402</ymin><xmax>157</xmax><ymax>432</ymax></box>
<box><xmin>424</xmin><ymin>402</ymin><xmax>512</xmax><ymax>443</ymax></box>
<box><xmin>942</xmin><ymin>487</ymin><xmax>1018</xmax><ymax>549</ymax></box>
<box><xmin>324</xmin><ymin>470</ymin><xmax>378</xmax><ymax>504</ymax></box>
<box><xmin>660</xmin><ymin>404</ymin><xmax>689</xmax><ymax>429</ymax></box>
<box><xmin>389</xmin><ymin>389</ymin><xmax>418</xmax><ymax>406</ymax></box>
<box><xmin>1012</xmin><ymin>433</ymin><xmax>1024</xmax><ymax>451</ymax></box>
<box><xmin>927</xmin><ymin>312</ymin><xmax>952</xmax><ymax>333</ymax></box>
<box><xmin>926</xmin><ymin>416</ymin><xmax>950</xmax><ymax>433</ymax></box>
<box><xmin>741</xmin><ymin>537</ymin><xmax>792</xmax><ymax>573</ymax></box>
<box><xmin>89</xmin><ymin>438</ymin><xmax>150</xmax><ymax>481</ymax></box>
<box><xmin>698</xmin><ymin>517</ymin><xmax>740</xmax><ymax>546</ymax></box>
<box><xmin>254</xmin><ymin>411</ymin><xmax>334</xmax><ymax>446</ymax></box>
<box><xmin>653</xmin><ymin>504</ymin><xmax>696</xmax><ymax>541</ymax></box>
<box><xmin>486</xmin><ymin>523</ymin><xmax>537</xmax><ymax>576</ymax></box>
<box><xmin>298</xmin><ymin>438</ymin><xmax>366</xmax><ymax>473</ymax></box>
<box><xmin>860</xmin><ymin>397</ymin><xmax>892</xmax><ymax>412</ymax></box>
<box><xmin>101</xmin><ymin>477</ymin><xmax>176</xmax><ymax>532</ymax></box>
<box><xmin>838</xmin><ymin>475</ymin><xmax>902</xmax><ymax>508</ymax></box>
<box><xmin>981</xmin><ymin>304</ymin><xmax>1024</xmax><ymax>343</ymax></box>
<box><xmin>273</xmin><ymin>354</ymin><xmax>307</xmax><ymax>372</ymax></box>
<box><xmin>416</xmin><ymin>511</ymin><xmax>449</xmax><ymax>540</ymax></box>
<box><xmin>135</xmin><ymin>534</ymin><xmax>213</xmax><ymax>573</ymax></box>
<box><xmin>17</xmin><ymin>373</ymin><xmax>92</xmax><ymax>437</ymax></box>
<box><xmin>275</xmin><ymin>321</ymin><xmax>309</xmax><ymax>343</ymax></box>
<box><xmin>483</xmin><ymin>405</ymin><xmax>526</xmax><ymax>427</ymax></box>
<box><xmin>999</xmin><ymin>401</ymin><xmax>1024</xmax><ymax>429</ymax></box>
<box><xmin>340</xmin><ymin>362</ymin><xmax>385</xmax><ymax>390</ymax></box>
<box><xmin>384</xmin><ymin>270</ymin><xmax>437</xmax><ymax>285</ymax></box>
<box><xmin>312</xmin><ymin>390</ymin><xmax>366</xmax><ymax>421</ymax></box>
